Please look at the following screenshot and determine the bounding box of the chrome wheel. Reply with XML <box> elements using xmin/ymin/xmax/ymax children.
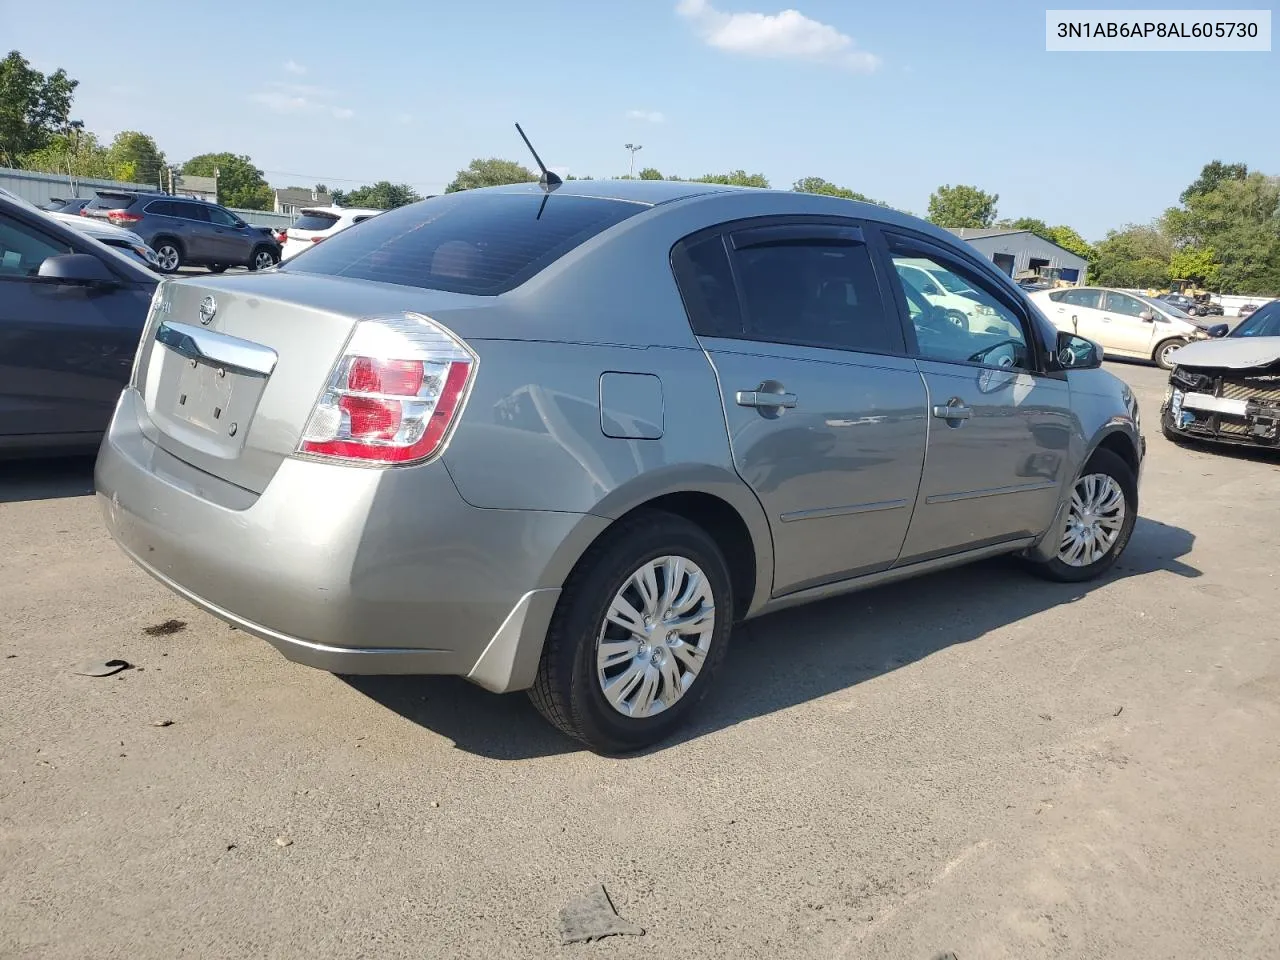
<box><xmin>1158</xmin><ymin>340</ymin><xmax>1184</xmax><ymax>369</ymax></box>
<box><xmin>156</xmin><ymin>244</ymin><xmax>180</xmax><ymax>272</ymax></box>
<box><xmin>1058</xmin><ymin>473</ymin><xmax>1126</xmax><ymax>567</ymax></box>
<box><xmin>596</xmin><ymin>555</ymin><xmax>715</xmax><ymax>719</ymax></box>
<box><xmin>253</xmin><ymin>249</ymin><xmax>276</xmax><ymax>271</ymax></box>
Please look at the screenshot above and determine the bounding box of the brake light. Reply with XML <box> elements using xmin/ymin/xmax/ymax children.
<box><xmin>107</xmin><ymin>210</ymin><xmax>142</xmax><ymax>225</ymax></box>
<box><xmin>310</xmin><ymin>236</ymin><xmax>325</xmax><ymax>243</ymax></box>
<box><xmin>298</xmin><ymin>315</ymin><xmax>476</xmax><ymax>465</ymax></box>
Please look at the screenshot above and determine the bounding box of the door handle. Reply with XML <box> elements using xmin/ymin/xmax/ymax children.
<box><xmin>932</xmin><ymin>399</ymin><xmax>971</xmax><ymax>422</ymax></box>
<box><xmin>736</xmin><ymin>389</ymin><xmax>797</xmax><ymax>409</ymax></box>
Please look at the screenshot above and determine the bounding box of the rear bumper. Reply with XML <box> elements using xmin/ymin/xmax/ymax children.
<box><xmin>96</xmin><ymin>389</ymin><xmax>608</xmax><ymax>690</ymax></box>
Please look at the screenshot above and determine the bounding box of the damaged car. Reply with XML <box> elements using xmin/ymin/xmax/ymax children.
<box><xmin>1162</xmin><ymin>300</ymin><xmax>1280</xmax><ymax>450</ymax></box>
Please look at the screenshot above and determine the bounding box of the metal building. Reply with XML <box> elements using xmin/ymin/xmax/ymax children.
<box><xmin>946</xmin><ymin>227</ymin><xmax>1089</xmax><ymax>285</ymax></box>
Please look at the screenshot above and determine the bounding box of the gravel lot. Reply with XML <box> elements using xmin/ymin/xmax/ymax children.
<box><xmin>2</xmin><ymin>361</ymin><xmax>1277</xmax><ymax>960</ymax></box>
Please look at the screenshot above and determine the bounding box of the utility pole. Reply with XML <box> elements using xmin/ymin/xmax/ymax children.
<box><xmin>624</xmin><ymin>143</ymin><xmax>642</xmax><ymax>178</ymax></box>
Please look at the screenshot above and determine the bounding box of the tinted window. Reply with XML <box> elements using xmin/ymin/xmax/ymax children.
<box><xmin>1102</xmin><ymin>291</ymin><xmax>1144</xmax><ymax>317</ymax></box>
<box><xmin>144</xmin><ymin>200</ymin><xmax>176</xmax><ymax>217</ymax></box>
<box><xmin>292</xmin><ymin>212</ymin><xmax>341</xmax><ymax>231</ymax></box>
<box><xmin>283</xmin><ymin>191</ymin><xmax>644</xmax><ymax>295</ymax></box>
<box><xmin>85</xmin><ymin>193</ymin><xmax>136</xmax><ymax>212</ymax></box>
<box><xmin>730</xmin><ymin>233</ymin><xmax>902</xmax><ymax>354</ymax></box>
<box><xmin>1231</xmin><ymin>301</ymin><xmax>1280</xmax><ymax>337</ymax></box>
<box><xmin>206</xmin><ymin>205</ymin><xmax>239</xmax><ymax>227</ymax></box>
<box><xmin>0</xmin><ymin>212</ymin><xmax>74</xmax><ymax>279</ymax></box>
<box><xmin>885</xmin><ymin>240</ymin><xmax>1031</xmax><ymax>369</ymax></box>
<box><xmin>671</xmin><ymin>234</ymin><xmax>742</xmax><ymax>338</ymax></box>
<box><xmin>175</xmin><ymin>202</ymin><xmax>209</xmax><ymax>222</ymax></box>
<box><xmin>1054</xmin><ymin>288</ymin><xmax>1101</xmax><ymax>308</ymax></box>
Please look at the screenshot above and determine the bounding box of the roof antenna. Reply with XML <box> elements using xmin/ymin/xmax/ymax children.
<box><xmin>515</xmin><ymin>123</ymin><xmax>562</xmax><ymax>190</ymax></box>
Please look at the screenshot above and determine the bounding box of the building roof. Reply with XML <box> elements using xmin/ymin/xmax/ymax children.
<box><xmin>945</xmin><ymin>227</ymin><xmax>1029</xmax><ymax>240</ymax></box>
<box><xmin>275</xmin><ymin>187</ymin><xmax>333</xmax><ymax>207</ymax></box>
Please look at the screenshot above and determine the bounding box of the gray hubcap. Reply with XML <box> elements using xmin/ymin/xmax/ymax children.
<box><xmin>254</xmin><ymin>250</ymin><xmax>274</xmax><ymax>270</ymax></box>
<box><xmin>596</xmin><ymin>555</ymin><xmax>715</xmax><ymax>718</ymax></box>
<box><xmin>1059</xmin><ymin>473</ymin><xmax>1126</xmax><ymax>567</ymax></box>
<box><xmin>1160</xmin><ymin>342</ymin><xmax>1182</xmax><ymax>366</ymax></box>
<box><xmin>157</xmin><ymin>246</ymin><xmax>179</xmax><ymax>271</ymax></box>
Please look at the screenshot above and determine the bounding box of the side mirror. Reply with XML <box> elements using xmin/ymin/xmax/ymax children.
<box><xmin>1205</xmin><ymin>322</ymin><xmax>1229</xmax><ymax>339</ymax></box>
<box><xmin>1139</xmin><ymin>309</ymin><xmax>1156</xmax><ymax>322</ymax></box>
<box><xmin>38</xmin><ymin>253</ymin><xmax>118</xmax><ymax>285</ymax></box>
<box><xmin>1055</xmin><ymin>330</ymin><xmax>1102</xmax><ymax>370</ymax></box>
<box><xmin>921</xmin><ymin>283</ymin><xmax>941</xmax><ymax>296</ymax></box>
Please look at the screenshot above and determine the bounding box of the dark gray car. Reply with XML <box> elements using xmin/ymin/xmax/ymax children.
<box><xmin>0</xmin><ymin>193</ymin><xmax>157</xmax><ymax>456</ymax></box>
<box><xmin>96</xmin><ymin>180</ymin><xmax>1145</xmax><ymax>752</ymax></box>
<box><xmin>82</xmin><ymin>192</ymin><xmax>281</xmax><ymax>274</ymax></box>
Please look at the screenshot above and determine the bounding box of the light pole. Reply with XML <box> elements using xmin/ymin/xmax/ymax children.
<box><xmin>624</xmin><ymin>143</ymin><xmax>643</xmax><ymax>178</ymax></box>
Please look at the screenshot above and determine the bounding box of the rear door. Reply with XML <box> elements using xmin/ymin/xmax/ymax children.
<box><xmin>1043</xmin><ymin>287</ymin><xmax>1103</xmax><ymax>338</ymax></box>
<box><xmin>0</xmin><ymin>208</ymin><xmax>151</xmax><ymax>442</ymax></box>
<box><xmin>672</xmin><ymin>218</ymin><xmax>929</xmax><ymax>596</ymax></box>
<box><xmin>878</xmin><ymin>230</ymin><xmax>1074</xmax><ymax>563</ymax></box>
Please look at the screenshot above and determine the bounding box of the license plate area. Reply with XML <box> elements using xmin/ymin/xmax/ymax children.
<box><xmin>147</xmin><ymin>348</ymin><xmax>268</xmax><ymax>458</ymax></box>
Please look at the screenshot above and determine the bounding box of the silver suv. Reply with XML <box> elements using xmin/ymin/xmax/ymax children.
<box><xmin>96</xmin><ymin>180</ymin><xmax>1144</xmax><ymax>752</ymax></box>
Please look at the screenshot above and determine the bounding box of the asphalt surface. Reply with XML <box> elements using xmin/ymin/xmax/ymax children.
<box><xmin>2</xmin><ymin>361</ymin><xmax>1278</xmax><ymax>959</ymax></box>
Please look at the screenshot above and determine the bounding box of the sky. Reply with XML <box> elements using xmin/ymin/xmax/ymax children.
<box><xmin>2</xmin><ymin>0</ymin><xmax>1276</xmax><ymax>241</ymax></box>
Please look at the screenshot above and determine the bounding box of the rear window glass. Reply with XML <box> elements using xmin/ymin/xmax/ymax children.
<box><xmin>292</xmin><ymin>213</ymin><xmax>341</xmax><ymax>231</ymax></box>
<box><xmin>283</xmin><ymin>191</ymin><xmax>646</xmax><ymax>295</ymax></box>
<box><xmin>86</xmin><ymin>193</ymin><xmax>136</xmax><ymax>211</ymax></box>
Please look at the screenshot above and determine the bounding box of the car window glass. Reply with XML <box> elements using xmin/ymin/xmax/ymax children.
<box><xmin>731</xmin><ymin>236</ymin><xmax>902</xmax><ymax>353</ymax></box>
<box><xmin>1102</xmin><ymin>291</ymin><xmax>1144</xmax><ymax>317</ymax></box>
<box><xmin>178</xmin><ymin>203</ymin><xmax>209</xmax><ymax>222</ymax></box>
<box><xmin>1232</xmin><ymin>302</ymin><xmax>1280</xmax><ymax>337</ymax></box>
<box><xmin>0</xmin><ymin>213</ymin><xmax>74</xmax><ymax>278</ymax></box>
<box><xmin>1060</xmin><ymin>288</ymin><xmax>1099</xmax><ymax>308</ymax></box>
<box><xmin>887</xmin><ymin>246</ymin><xmax>1031</xmax><ymax>369</ymax></box>
<box><xmin>206</xmin><ymin>206</ymin><xmax>238</xmax><ymax>226</ymax></box>
<box><xmin>145</xmin><ymin>200</ymin><xmax>174</xmax><ymax>216</ymax></box>
<box><xmin>671</xmin><ymin>234</ymin><xmax>743</xmax><ymax>338</ymax></box>
<box><xmin>293</xmin><ymin>213</ymin><xmax>341</xmax><ymax>231</ymax></box>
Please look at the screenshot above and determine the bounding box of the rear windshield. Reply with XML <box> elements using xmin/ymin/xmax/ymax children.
<box><xmin>85</xmin><ymin>192</ymin><xmax>137</xmax><ymax>211</ymax></box>
<box><xmin>282</xmin><ymin>191</ymin><xmax>646</xmax><ymax>295</ymax></box>
<box><xmin>292</xmin><ymin>212</ymin><xmax>341</xmax><ymax>231</ymax></box>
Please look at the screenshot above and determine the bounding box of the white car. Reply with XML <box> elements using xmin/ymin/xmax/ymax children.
<box><xmin>0</xmin><ymin>187</ymin><xmax>160</xmax><ymax>271</ymax></box>
<box><xmin>1029</xmin><ymin>285</ymin><xmax>1220</xmax><ymax>370</ymax></box>
<box><xmin>281</xmin><ymin>206</ymin><xmax>382</xmax><ymax>261</ymax></box>
<box><xmin>894</xmin><ymin>257</ymin><xmax>1021</xmax><ymax>338</ymax></box>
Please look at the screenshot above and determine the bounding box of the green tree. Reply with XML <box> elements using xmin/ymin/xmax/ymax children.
<box><xmin>693</xmin><ymin>170</ymin><xmax>770</xmax><ymax>188</ymax></box>
<box><xmin>19</xmin><ymin>129</ymin><xmax>113</xmax><ymax>179</ymax></box>
<box><xmin>792</xmin><ymin>176</ymin><xmax>882</xmax><ymax>204</ymax></box>
<box><xmin>1090</xmin><ymin>224</ymin><xmax>1173</xmax><ymax>289</ymax></box>
<box><xmin>0</xmin><ymin>51</ymin><xmax>78</xmax><ymax>166</ymax></box>
<box><xmin>337</xmin><ymin>181</ymin><xmax>422</xmax><ymax>209</ymax></box>
<box><xmin>1169</xmin><ymin>246</ymin><xmax>1222</xmax><ymax>287</ymax></box>
<box><xmin>1165</xmin><ymin>171</ymin><xmax>1280</xmax><ymax>295</ymax></box>
<box><xmin>928</xmin><ymin>184</ymin><xmax>998</xmax><ymax>228</ymax></box>
<box><xmin>445</xmin><ymin>158</ymin><xmax>536</xmax><ymax>192</ymax></box>
<box><xmin>1179</xmin><ymin>160</ymin><xmax>1248</xmax><ymax>204</ymax></box>
<box><xmin>637</xmin><ymin>167</ymin><xmax>664</xmax><ymax>180</ymax></box>
<box><xmin>181</xmin><ymin>152</ymin><xmax>272</xmax><ymax>209</ymax></box>
<box><xmin>107</xmin><ymin>130</ymin><xmax>165</xmax><ymax>185</ymax></box>
<box><xmin>997</xmin><ymin>216</ymin><xmax>1051</xmax><ymax>239</ymax></box>
<box><xmin>1045</xmin><ymin>224</ymin><xmax>1093</xmax><ymax>260</ymax></box>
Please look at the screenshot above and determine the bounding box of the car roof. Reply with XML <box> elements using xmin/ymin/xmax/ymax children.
<box><xmin>481</xmin><ymin>178</ymin><xmax>737</xmax><ymax>205</ymax></box>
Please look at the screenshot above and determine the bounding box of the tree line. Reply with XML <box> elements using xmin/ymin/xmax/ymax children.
<box><xmin>4</xmin><ymin>50</ymin><xmax>1276</xmax><ymax>295</ymax></box>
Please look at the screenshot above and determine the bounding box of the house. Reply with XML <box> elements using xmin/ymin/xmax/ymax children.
<box><xmin>946</xmin><ymin>227</ymin><xmax>1089</xmax><ymax>285</ymax></box>
<box><xmin>274</xmin><ymin>187</ymin><xmax>333</xmax><ymax>216</ymax></box>
<box><xmin>171</xmin><ymin>174</ymin><xmax>217</xmax><ymax>202</ymax></box>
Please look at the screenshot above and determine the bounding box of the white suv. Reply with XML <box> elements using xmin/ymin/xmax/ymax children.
<box><xmin>281</xmin><ymin>206</ymin><xmax>382</xmax><ymax>261</ymax></box>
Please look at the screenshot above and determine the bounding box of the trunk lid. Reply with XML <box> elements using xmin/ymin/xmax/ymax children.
<box><xmin>134</xmin><ymin>273</ymin><xmax>492</xmax><ymax>493</ymax></box>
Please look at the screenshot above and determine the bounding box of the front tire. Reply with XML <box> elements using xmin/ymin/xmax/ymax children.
<box><xmin>249</xmin><ymin>246</ymin><xmax>279</xmax><ymax>271</ymax></box>
<box><xmin>1153</xmin><ymin>337</ymin><xmax>1188</xmax><ymax>370</ymax></box>
<box><xmin>529</xmin><ymin>510</ymin><xmax>734</xmax><ymax>753</ymax></box>
<box><xmin>1026</xmin><ymin>448</ymin><xmax>1137</xmax><ymax>583</ymax></box>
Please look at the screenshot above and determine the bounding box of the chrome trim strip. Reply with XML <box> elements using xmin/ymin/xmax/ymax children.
<box><xmin>925</xmin><ymin>479</ymin><xmax>1058</xmax><ymax>505</ymax></box>
<box><xmin>779</xmin><ymin>498</ymin><xmax>909</xmax><ymax>523</ymax></box>
<box><xmin>156</xmin><ymin>320</ymin><xmax>278</xmax><ymax>378</ymax></box>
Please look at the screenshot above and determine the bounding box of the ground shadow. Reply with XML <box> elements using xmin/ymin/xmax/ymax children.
<box><xmin>0</xmin><ymin>455</ymin><xmax>95</xmax><ymax>504</ymax></box>
<box><xmin>1171</xmin><ymin>435</ymin><xmax>1280</xmax><ymax>467</ymax></box>
<box><xmin>344</xmin><ymin>516</ymin><xmax>1198</xmax><ymax>760</ymax></box>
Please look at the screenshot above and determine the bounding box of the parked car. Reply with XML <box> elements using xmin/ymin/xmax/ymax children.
<box><xmin>1159</xmin><ymin>292</ymin><xmax>1223</xmax><ymax>317</ymax></box>
<box><xmin>1238</xmin><ymin>303</ymin><xmax>1259</xmax><ymax>318</ymax></box>
<box><xmin>0</xmin><ymin>187</ymin><xmax>160</xmax><ymax>271</ymax></box>
<box><xmin>1029</xmin><ymin>285</ymin><xmax>1221</xmax><ymax>369</ymax></box>
<box><xmin>281</xmin><ymin>206</ymin><xmax>382</xmax><ymax>261</ymax></box>
<box><xmin>0</xmin><ymin>192</ymin><xmax>158</xmax><ymax>456</ymax></box>
<box><xmin>82</xmin><ymin>191</ymin><xmax>281</xmax><ymax>274</ymax></box>
<box><xmin>892</xmin><ymin>257</ymin><xmax>1020</xmax><ymax>337</ymax></box>
<box><xmin>1160</xmin><ymin>301</ymin><xmax>1280</xmax><ymax>451</ymax></box>
<box><xmin>96</xmin><ymin>180</ymin><xmax>1144</xmax><ymax>752</ymax></box>
<box><xmin>40</xmin><ymin>197</ymin><xmax>93</xmax><ymax>215</ymax></box>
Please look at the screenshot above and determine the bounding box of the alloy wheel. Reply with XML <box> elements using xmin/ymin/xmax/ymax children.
<box><xmin>1058</xmin><ymin>473</ymin><xmax>1126</xmax><ymax>567</ymax></box>
<box><xmin>254</xmin><ymin>250</ymin><xmax>275</xmax><ymax>271</ymax></box>
<box><xmin>595</xmin><ymin>555</ymin><xmax>715</xmax><ymax>718</ymax></box>
<box><xmin>156</xmin><ymin>245</ymin><xmax>179</xmax><ymax>271</ymax></box>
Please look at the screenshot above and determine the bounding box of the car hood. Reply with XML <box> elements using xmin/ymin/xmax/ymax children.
<box><xmin>1170</xmin><ymin>336</ymin><xmax>1280</xmax><ymax>370</ymax></box>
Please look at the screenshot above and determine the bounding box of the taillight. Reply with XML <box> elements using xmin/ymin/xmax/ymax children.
<box><xmin>298</xmin><ymin>314</ymin><xmax>476</xmax><ymax>465</ymax></box>
<box><xmin>107</xmin><ymin>210</ymin><xmax>142</xmax><ymax>225</ymax></box>
<box><xmin>310</xmin><ymin>236</ymin><xmax>325</xmax><ymax>243</ymax></box>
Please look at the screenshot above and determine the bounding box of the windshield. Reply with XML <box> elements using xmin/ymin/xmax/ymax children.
<box><xmin>1230</xmin><ymin>302</ymin><xmax>1280</xmax><ymax>338</ymax></box>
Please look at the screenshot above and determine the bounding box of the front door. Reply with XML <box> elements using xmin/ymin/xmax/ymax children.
<box><xmin>671</xmin><ymin>221</ymin><xmax>929</xmax><ymax>596</ymax></box>
<box><xmin>206</xmin><ymin>204</ymin><xmax>251</xmax><ymax>263</ymax></box>
<box><xmin>1097</xmin><ymin>289</ymin><xmax>1157</xmax><ymax>357</ymax></box>
<box><xmin>880</xmin><ymin>232</ymin><xmax>1074</xmax><ymax>562</ymax></box>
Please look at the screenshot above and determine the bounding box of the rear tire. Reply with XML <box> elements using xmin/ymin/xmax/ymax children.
<box><xmin>249</xmin><ymin>246</ymin><xmax>278</xmax><ymax>271</ymax></box>
<box><xmin>1153</xmin><ymin>337</ymin><xmax>1188</xmax><ymax>370</ymax></box>
<box><xmin>153</xmin><ymin>239</ymin><xmax>182</xmax><ymax>273</ymax></box>
<box><xmin>528</xmin><ymin>510</ymin><xmax>733</xmax><ymax>754</ymax></box>
<box><xmin>1026</xmin><ymin>448</ymin><xmax>1137</xmax><ymax>584</ymax></box>
<box><xmin>208</xmin><ymin>263</ymin><xmax>227</xmax><ymax>274</ymax></box>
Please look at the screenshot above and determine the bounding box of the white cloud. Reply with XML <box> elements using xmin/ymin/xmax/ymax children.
<box><xmin>284</xmin><ymin>59</ymin><xmax>307</xmax><ymax>75</ymax></box>
<box><xmin>676</xmin><ymin>0</ymin><xmax>880</xmax><ymax>72</ymax></box>
<box><xmin>626</xmin><ymin>109</ymin><xmax>666</xmax><ymax>123</ymax></box>
<box><xmin>250</xmin><ymin>82</ymin><xmax>354</xmax><ymax>119</ymax></box>
<box><xmin>331</xmin><ymin>107</ymin><xmax>355</xmax><ymax>120</ymax></box>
